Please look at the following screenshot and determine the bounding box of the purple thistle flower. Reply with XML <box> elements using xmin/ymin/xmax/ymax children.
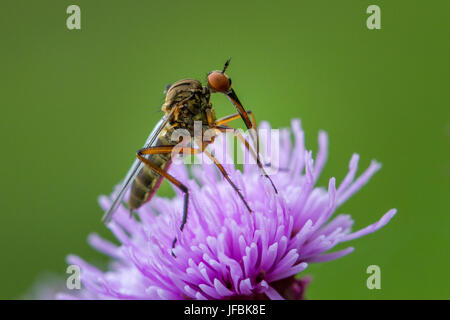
<box><xmin>59</xmin><ymin>119</ymin><xmax>396</xmax><ymax>300</ymax></box>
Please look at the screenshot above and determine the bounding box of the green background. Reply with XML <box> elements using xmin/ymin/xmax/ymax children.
<box><xmin>1</xmin><ymin>0</ymin><xmax>449</xmax><ymax>299</ymax></box>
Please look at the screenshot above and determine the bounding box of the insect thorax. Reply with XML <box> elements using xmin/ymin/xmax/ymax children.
<box><xmin>162</xmin><ymin>79</ymin><xmax>215</xmax><ymax>136</ymax></box>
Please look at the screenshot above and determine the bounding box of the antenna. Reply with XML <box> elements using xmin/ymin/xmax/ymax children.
<box><xmin>222</xmin><ymin>57</ymin><xmax>232</xmax><ymax>73</ymax></box>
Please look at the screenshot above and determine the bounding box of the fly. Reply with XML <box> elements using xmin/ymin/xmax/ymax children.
<box><xmin>102</xmin><ymin>59</ymin><xmax>277</xmax><ymax>253</ymax></box>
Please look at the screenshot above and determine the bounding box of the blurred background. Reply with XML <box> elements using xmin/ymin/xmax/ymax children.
<box><xmin>0</xmin><ymin>0</ymin><xmax>448</xmax><ymax>299</ymax></box>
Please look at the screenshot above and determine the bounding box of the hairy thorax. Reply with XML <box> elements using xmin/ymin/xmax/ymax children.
<box><xmin>162</xmin><ymin>79</ymin><xmax>215</xmax><ymax>137</ymax></box>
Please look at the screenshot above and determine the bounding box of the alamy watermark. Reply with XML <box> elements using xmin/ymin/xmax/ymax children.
<box><xmin>366</xmin><ymin>5</ymin><xmax>381</xmax><ymax>30</ymax></box>
<box><xmin>66</xmin><ymin>264</ymin><xmax>81</xmax><ymax>290</ymax></box>
<box><xmin>65</xmin><ymin>5</ymin><xmax>382</xmax><ymax>31</ymax></box>
<box><xmin>164</xmin><ymin>121</ymin><xmax>281</xmax><ymax>175</ymax></box>
<box><xmin>66</xmin><ymin>5</ymin><xmax>81</xmax><ymax>30</ymax></box>
<box><xmin>366</xmin><ymin>265</ymin><xmax>381</xmax><ymax>290</ymax></box>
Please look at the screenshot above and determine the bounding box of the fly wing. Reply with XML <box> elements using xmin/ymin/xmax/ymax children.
<box><xmin>101</xmin><ymin>111</ymin><xmax>173</xmax><ymax>223</ymax></box>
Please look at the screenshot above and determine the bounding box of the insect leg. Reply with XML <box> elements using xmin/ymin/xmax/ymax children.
<box><xmin>196</xmin><ymin>137</ymin><xmax>253</xmax><ymax>213</ymax></box>
<box><xmin>137</xmin><ymin>145</ymin><xmax>201</xmax><ymax>255</ymax></box>
<box><xmin>215</xmin><ymin>110</ymin><xmax>255</xmax><ymax>128</ymax></box>
<box><xmin>214</xmin><ymin>125</ymin><xmax>278</xmax><ymax>193</ymax></box>
<box><xmin>215</xmin><ymin>112</ymin><xmax>245</xmax><ymax>126</ymax></box>
<box><xmin>215</xmin><ymin>109</ymin><xmax>260</xmax><ymax>167</ymax></box>
<box><xmin>215</xmin><ymin>114</ymin><xmax>287</xmax><ymax>173</ymax></box>
<box><xmin>221</xmin><ymin>124</ymin><xmax>288</xmax><ymax>173</ymax></box>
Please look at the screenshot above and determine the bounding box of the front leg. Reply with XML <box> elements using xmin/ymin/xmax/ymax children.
<box><xmin>212</xmin><ymin>122</ymin><xmax>278</xmax><ymax>194</ymax></box>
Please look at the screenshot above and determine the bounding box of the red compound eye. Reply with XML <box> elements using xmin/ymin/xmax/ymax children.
<box><xmin>207</xmin><ymin>71</ymin><xmax>231</xmax><ymax>93</ymax></box>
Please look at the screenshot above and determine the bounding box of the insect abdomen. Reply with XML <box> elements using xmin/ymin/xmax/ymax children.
<box><xmin>128</xmin><ymin>139</ymin><xmax>172</xmax><ymax>210</ymax></box>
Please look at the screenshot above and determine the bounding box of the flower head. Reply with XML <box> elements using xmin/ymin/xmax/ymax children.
<box><xmin>59</xmin><ymin>120</ymin><xmax>396</xmax><ymax>300</ymax></box>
